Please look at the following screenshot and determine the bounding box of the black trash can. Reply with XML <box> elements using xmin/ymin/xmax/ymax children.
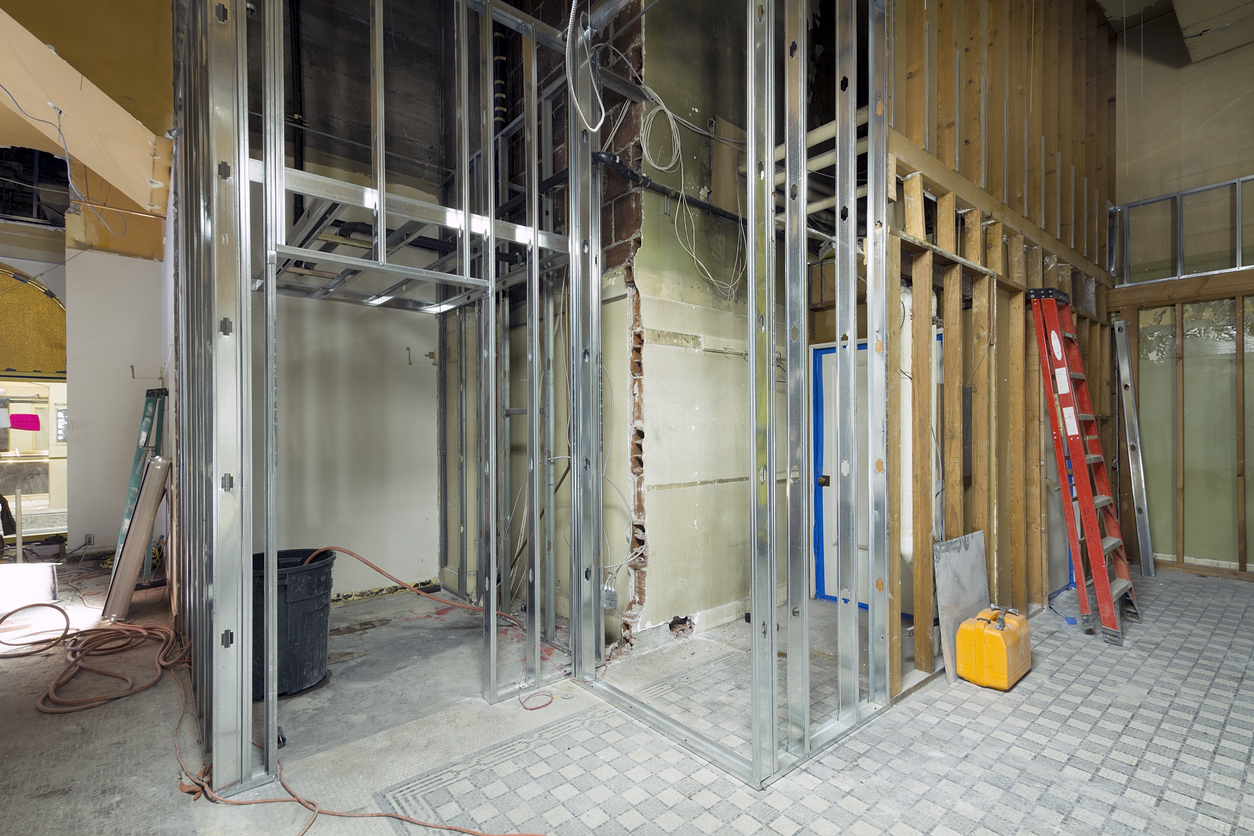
<box><xmin>251</xmin><ymin>548</ymin><xmax>336</xmax><ymax>701</ymax></box>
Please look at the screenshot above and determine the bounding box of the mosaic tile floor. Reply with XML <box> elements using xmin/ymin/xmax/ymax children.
<box><xmin>3</xmin><ymin>569</ymin><xmax>1253</xmax><ymax>835</ymax></box>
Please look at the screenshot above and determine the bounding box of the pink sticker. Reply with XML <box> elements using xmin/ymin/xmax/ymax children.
<box><xmin>9</xmin><ymin>414</ymin><xmax>40</xmax><ymax>431</ymax></box>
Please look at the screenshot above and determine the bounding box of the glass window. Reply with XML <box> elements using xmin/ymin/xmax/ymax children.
<box><xmin>1138</xmin><ymin>307</ymin><xmax>1176</xmax><ymax>559</ymax></box>
<box><xmin>1182</xmin><ymin>299</ymin><xmax>1238</xmax><ymax>567</ymax></box>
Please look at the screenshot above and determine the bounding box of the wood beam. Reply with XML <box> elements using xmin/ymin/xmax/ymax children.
<box><xmin>937</xmin><ymin>0</ymin><xmax>960</xmax><ymax>170</ymax></box>
<box><xmin>963</xmin><ymin>0</ymin><xmax>988</xmax><ymax>186</ymax></box>
<box><xmin>1008</xmin><ymin>236</ymin><xmax>1027</xmax><ymax>611</ymax></box>
<box><xmin>1025</xmin><ymin>246</ymin><xmax>1045</xmax><ymax>607</ymax></box>
<box><xmin>0</xmin><ymin>8</ymin><xmax>171</xmax><ymax>215</ymax></box>
<box><xmin>912</xmin><ymin>250</ymin><xmax>935</xmax><ymax>673</ymax></box>
<box><xmin>889</xmin><ymin>128</ymin><xmax>1111</xmax><ymax>284</ymax></box>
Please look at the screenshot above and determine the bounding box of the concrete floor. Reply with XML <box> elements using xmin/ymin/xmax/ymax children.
<box><xmin>2</xmin><ymin>565</ymin><xmax>1253</xmax><ymax>835</ymax></box>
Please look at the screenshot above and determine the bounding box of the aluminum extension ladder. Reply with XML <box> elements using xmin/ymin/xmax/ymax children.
<box><xmin>110</xmin><ymin>387</ymin><xmax>167</xmax><ymax>585</ymax></box>
<box><xmin>1113</xmin><ymin>321</ymin><xmax>1155</xmax><ymax>578</ymax></box>
<box><xmin>1029</xmin><ymin>290</ymin><xmax>1141</xmax><ymax>645</ymax></box>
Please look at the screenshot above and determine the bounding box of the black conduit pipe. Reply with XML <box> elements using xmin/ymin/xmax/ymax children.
<box><xmin>592</xmin><ymin>151</ymin><xmax>747</xmax><ymax>227</ymax></box>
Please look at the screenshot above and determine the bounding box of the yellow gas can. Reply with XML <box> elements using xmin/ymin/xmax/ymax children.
<box><xmin>955</xmin><ymin>607</ymin><xmax>1031</xmax><ymax>690</ymax></box>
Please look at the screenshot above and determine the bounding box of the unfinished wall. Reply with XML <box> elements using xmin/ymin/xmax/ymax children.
<box><xmin>1116</xmin><ymin>15</ymin><xmax>1254</xmax><ymax>202</ymax></box>
<box><xmin>65</xmin><ymin>248</ymin><xmax>166</xmax><ymax>551</ymax></box>
<box><xmin>1115</xmin><ymin>15</ymin><xmax>1254</xmax><ymax>277</ymax></box>
<box><xmin>622</xmin><ymin>0</ymin><xmax>772</xmax><ymax>638</ymax></box>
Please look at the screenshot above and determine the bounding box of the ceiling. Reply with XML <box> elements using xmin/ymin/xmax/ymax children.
<box><xmin>1096</xmin><ymin>0</ymin><xmax>1254</xmax><ymax>60</ymax></box>
<box><xmin>0</xmin><ymin>0</ymin><xmax>173</xmax><ymax>137</ymax></box>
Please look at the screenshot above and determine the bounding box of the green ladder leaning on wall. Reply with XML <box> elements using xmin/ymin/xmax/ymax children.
<box><xmin>109</xmin><ymin>388</ymin><xmax>167</xmax><ymax>586</ymax></box>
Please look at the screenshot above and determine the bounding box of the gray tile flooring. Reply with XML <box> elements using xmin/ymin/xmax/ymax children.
<box><xmin>3</xmin><ymin>567</ymin><xmax>1253</xmax><ymax>835</ymax></box>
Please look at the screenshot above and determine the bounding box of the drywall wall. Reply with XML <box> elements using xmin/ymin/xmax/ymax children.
<box><xmin>625</xmin><ymin>0</ymin><xmax>763</xmax><ymax>635</ymax></box>
<box><xmin>249</xmin><ymin>293</ymin><xmax>441</xmax><ymax>597</ymax></box>
<box><xmin>64</xmin><ymin>248</ymin><xmax>166</xmax><ymax>551</ymax></box>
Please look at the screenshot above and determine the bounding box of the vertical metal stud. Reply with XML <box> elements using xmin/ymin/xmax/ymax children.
<box><xmin>371</xmin><ymin>0</ymin><xmax>387</xmax><ymax>263</ymax></box>
<box><xmin>866</xmin><ymin>0</ymin><xmax>891</xmax><ymax>708</ymax></box>
<box><xmin>783</xmin><ymin>0</ymin><xmax>810</xmax><ymax>757</ymax></box>
<box><xmin>261</xmin><ymin>0</ymin><xmax>284</xmax><ymax>779</ymax></box>
<box><xmin>747</xmin><ymin>0</ymin><xmax>778</xmax><ymax>784</ymax></box>
<box><xmin>568</xmin><ymin>13</ymin><xmax>603</xmax><ymax>681</ymax></box>
<box><xmin>834</xmin><ymin>0</ymin><xmax>860</xmax><ymax>722</ymax></box>
<box><xmin>478</xmin><ymin>1</ymin><xmax>501</xmax><ymax>702</ymax></box>
<box><xmin>524</xmin><ymin>31</ymin><xmax>543</xmax><ymax>687</ymax></box>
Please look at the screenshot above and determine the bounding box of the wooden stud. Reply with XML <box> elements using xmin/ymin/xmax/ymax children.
<box><xmin>1008</xmin><ymin>0</ymin><xmax>1027</xmax><ymax>216</ymax></box>
<box><xmin>1085</xmin><ymin>1</ymin><xmax>1100</xmax><ymax>262</ymax></box>
<box><xmin>937</xmin><ymin>0</ymin><xmax>960</xmax><ymax>169</ymax></box>
<box><xmin>1071</xmin><ymin>0</ymin><xmax>1086</xmax><ymax>254</ymax></box>
<box><xmin>943</xmin><ymin>259</ymin><xmax>965</xmax><ymax>540</ymax></box>
<box><xmin>905</xmin><ymin>0</ymin><xmax>928</xmax><ymax>149</ymax></box>
<box><xmin>1176</xmin><ymin>302</ymin><xmax>1185</xmax><ymax>564</ymax></box>
<box><xmin>1057</xmin><ymin>0</ymin><xmax>1073</xmax><ymax>248</ymax></box>
<box><xmin>1095</xmin><ymin>15</ymin><xmax>1110</xmax><ymax>268</ymax></box>
<box><xmin>937</xmin><ymin>191</ymin><xmax>958</xmax><ymax>252</ymax></box>
<box><xmin>963</xmin><ymin>0</ymin><xmax>988</xmax><ymax>185</ymax></box>
<box><xmin>904</xmin><ymin>173</ymin><xmax>926</xmax><ymax>239</ymax></box>
<box><xmin>965</xmin><ymin>213</ymin><xmax>996</xmax><ymax>596</ymax></box>
<box><xmin>1237</xmin><ymin>295</ymin><xmax>1246</xmax><ymax>573</ymax></box>
<box><xmin>1008</xmin><ymin>236</ymin><xmax>1027</xmax><ymax>611</ymax></box>
<box><xmin>889</xmin><ymin>238</ymin><xmax>904</xmax><ymax>697</ymax></box>
<box><xmin>1028</xmin><ymin>0</ymin><xmax>1044</xmax><ymax>228</ymax></box>
<box><xmin>1042</xmin><ymin>0</ymin><xmax>1058</xmax><ymax>238</ymax></box>
<box><xmin>988</xmin><ymin>0</ymin><xmax>1007</xmax><ymax>203</ymax></box>
<box><xmin>1026</xmin><ymin>247</ymin><xmax>1045</xmax><ymax>607</ymax></box>
<box><xmin>912</xmin><ymin>251</ymin><xmax>936</xmax><ymax>673</ymax></box>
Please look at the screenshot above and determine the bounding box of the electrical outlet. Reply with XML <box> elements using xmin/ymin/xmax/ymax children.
<box><xmin>85</xmin><ymin>534</ymin><xmax>95</xmax><ymax>546</ymax></box>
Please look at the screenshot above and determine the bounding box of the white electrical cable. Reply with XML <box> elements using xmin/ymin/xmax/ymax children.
<box><xmin>0</xmin><ymin>81</ymin><xmax>127</xmax><ymax>237</ymax></box>
<box><xmin>565</xmin><ymin>1</ymin><xmax>606</xmax><ymax>133</ymax></box>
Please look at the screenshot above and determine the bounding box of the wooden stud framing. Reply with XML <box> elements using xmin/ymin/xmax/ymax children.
<box><xmin>888</xmin><ymin>232</ymin><xmax>904</xmax><ymax>699</ymax></box>
<box><xmin>1176</xmin><ymin>302</ymin><xmax>1185</xmax><ymax>564</ymax></box>
<box><xmin>963</xmin><ymin>0</ymin><xmax>987</xmax><ymax>185</ymax></box>
<box><xmin>912</xmin><ymin>250</ymin><xmax>935</xmax><ymax>672</ymax></box>
<box><xmin>905</xmin><ymin>0</ymin><xmax>928</xmax><ymax>149</ymax></box>
<box><xmin>904</xmin><ymin>173</ymin><xmax>926</xmax><ymax>238</ymax></box>
<box><xmin>1026</xmin><ymin>247</ymin><xmax>1045</xmax><ymax>606</ymax></box>
<box><xmin>937</xmin><ymin>0</ymin><xmax>959</xmax><ymax>169</ymax></box>
<box><xmin>1028</xmin><ymin>0</ymin><xmax>1044</xmax><ymax>229</ymax></box>
<box><xmin>1007</xmin><ymin>236</ymin><xmax>1027</xmax><ymax>611</ymax></box>
<box><xmin>988</xmin><ymin>0</ymin><xmax>1007</xmax><ymax>203</ymax></box>
<box><xmin>1042</xmin><ymin>0</ymin><xmax>1058</xmax><ymax>238</ymax></box>
<box><xmin>1238</xmin><ymin>295</ymin><xmax>1247</xmax><ymax>573</ymax></box>
<box><xmin>1057</xmin><ymin>0</ymin><xmax>1073</xmax><ymax>247</ymax></box>
<box><xmin>1008</xmin><ymin>0</ymin><xmax>1027</xmax><ymax>216</ymax></box>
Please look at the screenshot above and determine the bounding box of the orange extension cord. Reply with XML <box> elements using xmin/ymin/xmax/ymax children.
<box><xmin>0</xmin><ymin>569</ymin><xmax>551</xmax><ymax>835</ymax></box>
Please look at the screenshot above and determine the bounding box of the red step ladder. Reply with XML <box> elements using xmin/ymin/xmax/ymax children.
<box><xmin>1029</xmin><ymin>289</ymin><xmax>1141</xmax><ymax>645</ymax></box>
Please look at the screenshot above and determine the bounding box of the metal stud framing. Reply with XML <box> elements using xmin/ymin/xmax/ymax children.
<box><xmin>174</xmin><ymin>0</ymin><xmax>895</xmax><ymax>795</ymax></box>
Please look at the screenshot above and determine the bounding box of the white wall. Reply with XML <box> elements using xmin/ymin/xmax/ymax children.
<box><xmin>65</xmin><ymin>248</ymin><xmax>166</xmax><ymax>550</ymax></box>
<box><xmin>251</xmin><ymin>295</ymin><xmax>441</xmax><ymax>596</ymax></box>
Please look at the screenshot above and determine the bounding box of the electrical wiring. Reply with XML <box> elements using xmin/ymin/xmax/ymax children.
<box><xmin>299</xmin><ymin>547</ymin><xmax>523</xmax><ymax>631</ymax></box>
<box><xmin>565</xmin><ymin>1</ymin><xmax>605</xmax><ymax>133</ymax></box>
<box><xmin>594</xmin><ymin>42</ymin><xmax>746</xmax><ymax>299</ymax></box>
<box><xmin>170</xmin><ymin>669</ymin><xmax>551</xmax><ymax>836</ymax></box>
<box><xmin>0</xmin><ymin>81</ymin><xmax>128</xmax><ymax>237</ymax></box>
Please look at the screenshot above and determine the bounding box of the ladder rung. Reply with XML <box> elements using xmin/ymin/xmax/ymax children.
<box><xmin>1078</xmin><ymin>413</ymin><xmax>1095</xmax><ymax>423</ymax></box>
<box><xmin>1071</xmin><ymin>371</ymin><xmax>1086</xmax><ymax>380</ymax></box>
<box><xmin>1062</xmin><ymin>330</ymin><xmax>1076</xmax><ymax>340</ymax></box>
<box><xmin>1085</xmin><ymin>453</ymin><xmax>1104</xmax><ymax>465</ymax></box>
<box><xmin>1101</xmin><ymin>536</ymin><xmax>1122</xmax><ymax>554</ymax></box>
<box><xmin>1084</xmin><ymin>434</ymin><xmax>1100</xmax><ymax>442</ymax></box>
<box><xmin>1093</xmin><ymin>494</ymin><xmax>1113</xmax><ymax>509</ymax></box>
<box><xmin>1109</xmin><ymin>577</ymin><xmax>1132</xmax><ymax>602</ymax></box>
